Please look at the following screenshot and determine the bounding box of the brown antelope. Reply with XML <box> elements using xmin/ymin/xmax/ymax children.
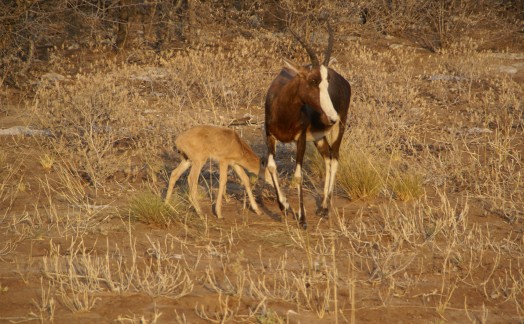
<box><xmin>265</xmin><ymin>21</ymin><xmax>351</xmax><ymax>229</ymax></box>
<box><xmin>165</xmin><ymin>125</ymin><xmax>268</xmax><ymax>219</ymax></box>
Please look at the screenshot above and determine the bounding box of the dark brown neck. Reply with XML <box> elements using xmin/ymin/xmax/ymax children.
<box><xmin>271</xmin><ymin>78</ymin><xmax>304</xmax><ymax>123</ymax></box>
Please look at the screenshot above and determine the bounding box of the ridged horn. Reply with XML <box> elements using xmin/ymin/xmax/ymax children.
<box><xmin>323</xmin><ymin>20</ymin><xmax>334</xmax><ymax>66</ymax></box>
<box><xmin>288</xmin><ymin>27</ymin><xmax>320</xmax><ymax>68</ymax></box>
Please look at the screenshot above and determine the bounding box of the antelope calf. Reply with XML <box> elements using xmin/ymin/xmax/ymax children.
<box><xmin>165</xmin><ymin>125</ymin><xmax>267</xmax><ymax>219</ymax></box>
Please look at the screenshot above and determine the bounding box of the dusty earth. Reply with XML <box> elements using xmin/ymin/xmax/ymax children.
<box><xmin>1</xmin><ymin>4</ymin><xmax>524</xmax><ymax>324</ymax></box>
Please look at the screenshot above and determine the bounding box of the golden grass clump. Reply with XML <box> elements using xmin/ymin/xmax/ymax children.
<box><xmin>337</xmin><ymin>148</ymin><xmax>383</xmax><ymax>200</ymax></box>
<box><xmin>389</xmin><ymin>173</ymin><xmax>424</xmax><ymax>201</ymax></box>
<box><xmin>129</xmin><ymin>192</ymin><xmax>177</xmax><ymax>227</ymax></box>
<box><xmin>38</xmin><ymin>153</ymin><xmax>55</xmax><ymax>171</ymax></box>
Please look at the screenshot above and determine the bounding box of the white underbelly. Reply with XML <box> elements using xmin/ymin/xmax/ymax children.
<box><xmin>295</xmin><ymin>121</ymin><xmax>340</xmax><ymax>145</ymax></box>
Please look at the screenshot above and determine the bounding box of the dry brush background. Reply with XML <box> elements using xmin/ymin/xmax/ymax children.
<box><xmin>1</xmin><ymin>0</ymin><xmax>523</xmax><ymax>323</ymax></box>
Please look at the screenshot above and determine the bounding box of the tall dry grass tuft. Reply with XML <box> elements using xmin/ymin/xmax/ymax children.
<box><xmin>388</xmin><ymin>172</ymin><xmax>424</xmax><ymax>201</ymax></box>
<box><xmin>129</xmin><ymin>189</ymin><xmax>192</xmax><ymax>227</ymax></box>
<box><xmin>129</xmin><ymin>192</ymin><xmax>176</xmax><ymax>227</ymax></box>
<box><xmin>337</xmin><ymin>147</ymin><xmax>383</xmax><ymax>200</ymax></box>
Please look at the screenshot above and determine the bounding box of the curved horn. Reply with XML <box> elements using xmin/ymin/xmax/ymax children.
<box><xmin>323</xmin><ymin>20</ymin><xmax>334</xmax><ymax>66</ymax></box>
<box><xmin>288</xmin><ymin>28</ymin><xmax>319</xmax><ymax>67</ymax></box>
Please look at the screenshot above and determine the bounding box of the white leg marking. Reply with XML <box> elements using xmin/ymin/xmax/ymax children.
<box><xmin>267</xmin><ymin>154</ymin><xmax>277</xmax><ymax>171</ymax></box>
<box><xmin>297</xmin><ymin>180</ymin><xmax>304</xmax><ymax>219</ymax></box>
<box><xmin>328</xmin><ymin>159</ymin><xmax>339</xmax><ymax>196</ymax></box>
<box><xmin>322</xmin><ymin>158</ymin><xmax>331</xmax><ymax>206</ymax></box>
<box><xmin>319</xmin><ymin>65</ymin><xmax>339</xmax><ymax>123</ymax></box>
<box><xmin>294</xmin><ymin>164</ymin><xmax>302</xmax><ymax>182</ymax></box>
<box><xmin>295</xmin><ymin>164</ymin><xmax>303</xmax><ymax>219</ymax></box>
<box><xmin>268</xmin><ymin>154</ymin><xmax>289</xmax><ymax>209</ymax></box>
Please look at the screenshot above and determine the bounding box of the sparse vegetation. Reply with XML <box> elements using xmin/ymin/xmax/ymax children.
<box><xmin>0</xmin><ymin>0</ymin><xmax>523</xmax><ymax>322</ymax></box>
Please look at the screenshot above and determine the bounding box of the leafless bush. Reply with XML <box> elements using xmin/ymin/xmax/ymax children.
<box><xmin>0</xmin><ymin>1</ymin><xmax>68</xmax><ymax>86</ymax></box>
<box><xmin>355</xmin><ymin>0</ymin><xmax>523</xmax><ymax>51</ymax></box>
<box><xmin>33</xmin><ymin>74</ymin><xmax>152</xmax><ymax>187</ymax></box>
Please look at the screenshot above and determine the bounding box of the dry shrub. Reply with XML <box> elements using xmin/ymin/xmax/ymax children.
<box><xmin>164</xmin><ymin>38</ymin><xmax>277</xmax><ymax>118</ymax></box>
<box><xmin>356</xmin><ymin>0</ymin><xmax>523</xmax><ymax>51</ymax></box>
<box><xmin>31</xmin><ymin>68</ymin><xmax>182</xmax><ymax>188</ymax></box>
<box><xmin>33</xmin><ymin>75</ymin><xmax>148</xmax><ymax>187</ymax></box>
<box><xmin>420</xmin><ymin>48</ymin><xmax>524</xmax><ymax>220</ymax></box>
<box><xmin>0</xmin><ymin>1</ymin><xmax>69</xmax><ymax>86</ymax></box>
<box><xmin>340</xmin><ymin>38</ymin><xmax>521</xmax><ymax>217</ymax></box>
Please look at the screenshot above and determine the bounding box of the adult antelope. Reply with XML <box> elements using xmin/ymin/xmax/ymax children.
<box><xmin>265</xmin><ymin>22</ymin><xmax>351</xmax><ymax>229</ymax></box>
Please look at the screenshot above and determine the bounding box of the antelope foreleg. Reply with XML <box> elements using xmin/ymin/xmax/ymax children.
<box><xmin>315</xmin><ymin>139</ymin><xmax>332</xmax><ymax>217</ymax></box>
<box><xmin>165</xmin><ymin>159</ymin><xmax>191</xmax><ymax>203</ymax></box>
<box><xmin>267</xmin><ymin>153</ymin><xmax>290</xmax><ymax>213</ymax></box>
<box><xmin>215</xmin><ymin>162</ymin><xmax>229</xmax><ymax>219</ymax></box>
<box><xmin>319</xmin><ymin>158</ymin><xmax>338</xmax><ymax>216</ymax></box>
<box><xmin>232</xmin><ymin>164</ymin><xmax>261</xmax><ymax>215</ymax></box>
<box><xmin>295</xmin><ymin>133</ymin><xmax>307</xmax><ymax>229</ymax></box>
<box><xmin>188</xmin><ymin>161</ymin><xmax>204</xmax><ymax>216</ymax></box>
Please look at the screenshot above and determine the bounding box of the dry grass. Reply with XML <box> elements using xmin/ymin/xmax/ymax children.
<box><xmin>129</xmin><ymin>192</ymin><xmax>176</xmax><ymax>227</ymax></box>
<box><xmin>0</xmin><ymin>0</ymin><xmax>523</xmax><ymax>322</ymax></box>
<box><xmin>337</xmin><ymin>147</ymin><xmax>384</xmax><ymax>200</ymax></box>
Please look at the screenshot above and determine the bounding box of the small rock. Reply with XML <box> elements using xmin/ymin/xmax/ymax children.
<box><xmin>427</xmin><ymin>74</ymin><xmax>464</xmax><ymax>81</ymax></box>
<box><xmin>67</xmin><ymin>43</ymin><xmax>80</xmax><ymax>50</ymax></box>
<box><xmin>248</xmin><ymin>15</ymin><xmax>260</xmax><ymax>28</ymax></box>
<box><xmin>41</xmin><ymin>72</ymin><xmax>67</xmax><ymax>82</ymax></box>
<box><xmin>0</xmin><ymin>126</ymin><xmax>50</xmax><ymax>136</ymax></box>
<box><xmin>389</xmin><ymin>44</ymin><xmax>403</xmax><ymax>49</ymax></box>
<box><xmin>498</xmin><ymin>65</ymin><xmax>518</xmax><ymax>74</ymax></box>
<box><xmin>130</xmin><ymin>67</ymin><xmax>169</xmax><ymax>82</ymax></box>
<box><xmin>467</xmin><ymin>127</ymin><xmax>492</xmax><ymax>135</ymax></box>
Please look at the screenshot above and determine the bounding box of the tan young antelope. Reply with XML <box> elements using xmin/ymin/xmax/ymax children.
<box><xmin>165</xmin><ymin>125</ymin><xmax>267</xmax><ymax>219</ymax></box>
<box><xmin>265</xmin><ymin>21</ymin><xmax>351</xmax><ymax>229</ymax></box>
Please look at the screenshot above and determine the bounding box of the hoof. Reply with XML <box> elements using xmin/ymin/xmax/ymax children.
<box><xmin>285</xmin><ymin>207</ymin><xmax>297</xmax><ymax>219</ymax></box>
<box><xmin>316</xmin><ymin>207</ymin><xmax>329</xmax><ymax>218</ymax></box>
<box><xmin>299</xmin><ymin>221</ymin><xmax>308</xmax><ymax>230</ymax></box>
<box><xmin>253</xmin><ymin>208</ymin><xmax>262</xmax><ymax>215</ymax></box>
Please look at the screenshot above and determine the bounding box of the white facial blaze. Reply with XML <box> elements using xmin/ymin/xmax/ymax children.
<box><xmin>319</xmin><ymin>65</ymin><xmax>339</xmax><ymax>122</ymax></box>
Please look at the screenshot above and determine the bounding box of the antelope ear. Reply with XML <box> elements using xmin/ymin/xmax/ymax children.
<box><xmin>283</xmin><ymin>58</ymin><xmax>301</xmax><ymax>74</ymax></box>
